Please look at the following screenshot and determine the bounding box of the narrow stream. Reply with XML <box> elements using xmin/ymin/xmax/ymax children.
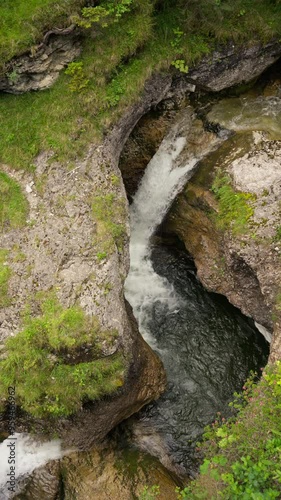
<box><xmin>124</xmin><ymin>106</ymin><xmax>270</xmax><ymax>477</ymax></box>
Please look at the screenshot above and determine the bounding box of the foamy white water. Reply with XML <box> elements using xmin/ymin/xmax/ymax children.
<box><xmin>125</xmin><ymin>113</ymin><xmax>199</xmax><ymax>346</ymax></box>
<box><xmin>0</xmin><ymin>433</ymin><xmax>63</xmax><ymax>498</ymax></box>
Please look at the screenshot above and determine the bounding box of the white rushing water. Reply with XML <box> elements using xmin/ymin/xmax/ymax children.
<box><xmin>125</xmin><ymin>113</ymin><xmax>199</xmax><ymax>346</ymax></box>
<box><xmin>0</xmin><ymin>433</ymin><xmax>64</xmax><ymax>498</ymax></box>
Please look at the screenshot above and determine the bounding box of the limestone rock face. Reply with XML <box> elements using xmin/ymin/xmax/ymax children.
<box><xmin>165</xmin><ymin>132</ymin><xmax>281</xmax><ymax>362</ymax></box>
<box><xmin>0</xmin><ymin>29</ymin><xmax>81</xmax><ymax>94</ymax></box>
<box><xmin>187</xmin><ymin>40</ymin><xmax>281</xmax><ymax>92</ymax></box>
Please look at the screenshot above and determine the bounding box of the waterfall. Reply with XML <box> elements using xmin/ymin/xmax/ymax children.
<box><xmin>125</xmin><ymin>111</ymin><xmax>199</xmax><ymax>346</ymax></box>
<box><xmin>0</xmin><ymin>433</ymin><xmax>65</xmax><ymax>498</ymax></box>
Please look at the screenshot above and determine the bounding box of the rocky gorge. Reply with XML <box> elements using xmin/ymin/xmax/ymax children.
<box><xmin>0</xmin><ymin>17</ymin><xmax>281</xmax><ymax>498</ymax></box>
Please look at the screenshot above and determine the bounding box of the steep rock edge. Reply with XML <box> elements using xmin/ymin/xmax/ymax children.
<box><xmin>164</xmin><ymin>131</ymin><xmax>281</xmax><ymax>363</ymax></box>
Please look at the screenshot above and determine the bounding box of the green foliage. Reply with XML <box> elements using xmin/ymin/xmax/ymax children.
<box><xmin>138</xmin><ymin>485</ymin><xmax>160</xmax><ymax>500</ymax></box>
<box><xmin>211</xmin><ymin>172</ymin><xmax>256</xmax><ymax>234</ymax></box>
<box><xmin>74</xmin><ymin>0</ymin><xmax>134</xmax><ymax>28</ymax></box>
<box><xmin>171</xmin><ymin>59</ymin><xmax>188</xmax><ymax>73</ymax></box>
<box><xmin>64</xmin><ymin>62</ymin><xmax>89</xmax><ymax>92</ymax></box>
<box><xmin>0</xmin><ymin>295</ymin><xmax>125</xmax><ymax>418</ymax></box>
<box><xmin>92</xmin><ymin>193</ymin><xmax>126</xmax><ymax>253</ymax></box>
<box><xmin>97</xmin><ymin>251</ymin><xmax>107</xmax><ymax>261</ymax></box>
<box><xmin>0</xmin><ymin>250</ymin><xmax>11</xmax><ymax>308</ymax></box>
<box><xmin>0</xmin><ymin>171</ymin><xmax>28</xmax><ymax>230</ymax></box>
<box><xmin>74</xmin><ymin>6</ymin><xmax>110</xmax><ymax>29</ymax></box>
<box><xmin>180</xmin><ymin>362</ymin><xmax>281</xmax><ymax>498</ymax></box>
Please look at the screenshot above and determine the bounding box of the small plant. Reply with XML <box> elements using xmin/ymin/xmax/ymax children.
<box><xmin>105</xmin><ymin>78</ymin><xmax>125</xmax><ymax>107</ymax></box>
<box><xmin>111</xmin><ymin>174</ymin><xmax>120</xmax><ymax>186</ymax></box>
<box><xmin>65</xmin><ymin>62</ymin><xmax>89</xmax><ymax>92</ymax></box>
<box><xmin>7</xmin><ymin>67</ymin><xmax>19</xmax><ymax>84</ymax></box>
<box><xmin>74</xmin><ymin>6</ymin><xmax>110</xmax><ymax>29</ymax></box>
<box><xmin>97</xmin><ymin>251</ymin><xmax>107</xmax><ymax>261</ymax></box>
<box><xmin>138</xmin><ymin>485</ymin><xmax>160</xmax><ymax>500</ymax></box>
<box><xmin>171</xmin><ymin>59</ymin><xmax>188</xmax><ymax>73</ymax></box>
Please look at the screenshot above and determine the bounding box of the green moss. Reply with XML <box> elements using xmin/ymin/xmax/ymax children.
<box><xmin>0</xmin><ymin>295</ymin><xmax>125</xmax><ymax>418</ymax></box>
<box><xmin>0</xmin><ymin>250</ymin><xmax>11</xmax><ymax>308</ymax></box>
<box><xmin>211</xmin><ymin>172</ymin><xmax>256</xmax><ymax>234</ymax></box>
<box><xmin>0</xmin><ymin>171</ymin><xmax>28</xmax><ymax>230</ymax></box>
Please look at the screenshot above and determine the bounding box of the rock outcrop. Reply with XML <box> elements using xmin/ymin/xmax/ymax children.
<box><xmin>0</xmin><ymin>28</ymin><xmax>81</xmax><ymax>94</ymax></box>
<box><xmin>187</xmin><ymin>39</ymin><xmax>281</xmax><ymax>92</ymax></box>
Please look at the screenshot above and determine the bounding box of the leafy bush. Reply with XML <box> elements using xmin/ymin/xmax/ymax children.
<box><xmin>0</xmin><ymin>295</ymin><xmax>125</xmax><ymax>418</ymax></box>
<box><xmin>64</xmin><ymin>62</ymin><xmax>89</xmax><ymax>92</ymax></box>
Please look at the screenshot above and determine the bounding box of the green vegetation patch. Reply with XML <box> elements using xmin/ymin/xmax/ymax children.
<box><xmin>0</xmin><ymin>171</ymin><xmax>28</xmax><ymax>230</ymax></box>
<box><xmin>0</xmin><ymin>249</ymin><xmax>11</xmax><ymax>308</ymax></box>
<box><xmin>0</xmin><ymin>295</ymin><xmax>125</xmax><ymax>418</ymax></box>
<box><xmin>180</xmin><ymin>362</ymin><xmax>281</xmax><ymax>498</ymax></box>
<box><xmin>0</xmin><ymin>0</ymin><xmax>84</xmax><ymax>67</ymax></box>
<box><xmin>1</xmin><ymin>1</ymin><xmax>281</xmax><ymax>170</ymax></box>
<box><xmin>92</xmin><ymin>193</ymin><xmax>126</xmax><ymax>254</ymax></box>
<box><xmin>211</xmin><ymin>172</ymin><xmax>256</xmax><ymax>234</ymax></box>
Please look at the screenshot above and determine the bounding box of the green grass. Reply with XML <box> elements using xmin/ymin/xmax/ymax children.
<box><xmin>179</xmin><ymin>363</ymin><xmax>281</xmax><ymax>498</ymax></box>
<box><xmin>92</xmin><ymin>193</ymin><xmax>126</xmax><ymax>254</ymax></box>
<box><xmin>0</xmin><ymin>171</ymin><xmax>28</xmax><ymax>229</ymax></box>
<box><xmin>0</xmin><ymin>0</ymin><xmax>84</xmax><ymax>67</ymax></box>
<box><xmin>211</xmin><ymin>173</ymin><xmax>256</xmax><ymax>234</ymax></box>
<box><xmin>0</xmin><ymin>294</ymin><xmax>125</xmax><ymax>418</ymax></box>
<box><xmin>0</xmin><ymin>1</ymin><xmax>281</xmax><ymax>170</ymax></box>
<box><xmin>0</xmin><ymin>249</ymin><xmax>11</xmax><ymax>308</ymax></box>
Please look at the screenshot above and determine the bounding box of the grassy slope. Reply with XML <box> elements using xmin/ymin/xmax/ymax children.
<box><xmin>0</xmin><ymin>0</ymin><xmax>84</xmax><ymax>66</ymax></box>
<box><xmin>0</xmin><ymin>1</ymin><xmax>281</xmax><ymax>170</ymax></box>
